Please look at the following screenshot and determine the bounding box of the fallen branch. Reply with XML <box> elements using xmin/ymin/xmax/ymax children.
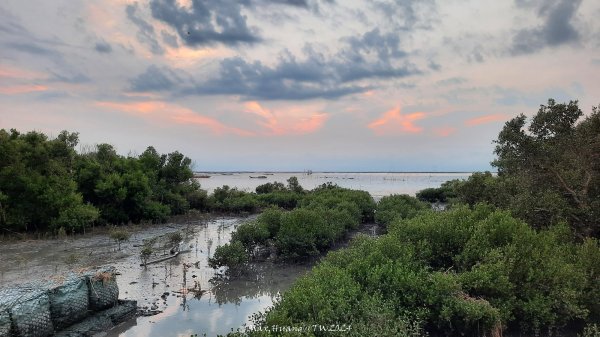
<box><xmin>138</xmin><ymin>249</ymin><xmax>191</xmax><ymax>266</ymax></box>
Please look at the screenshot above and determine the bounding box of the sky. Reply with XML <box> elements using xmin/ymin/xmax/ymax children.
<box><xmin>0</xmin><ymin>0</ymin><xmax>598</xmax><ymax>172</ymax></box>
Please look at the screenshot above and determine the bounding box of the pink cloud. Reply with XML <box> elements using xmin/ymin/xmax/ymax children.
<box><xmin>0</xmin><ymin>84</ymin><xmax>48</xmax><ymax>95</ymax></box>
<box><xmin>164</xmin><ymin>47</ymin><xmax>224</xmax><ymax>66</ymax></box>
<box><xmin>0</xmin><ymin>65</ymin><xmax>47</xmax><ymax>80</ymax></box>
<box><xmin>95</xmin><ymin>100</ymin><xmax>253</xmax><ymax>136</ymax></box>
<box><xmin>244</xmin><ymin>101</ymin><xmax>328</xmax><ymax>136</ymax></box>
<box><xmin>465</xmin><ymin>113</ymin><xmax>508</xmax><ymax>126</ymax></box>
<box><xmin>368</xmin><ymin>106</ymin><xmax>426</xmax><ymax>135</ymax></box>
<box><xmin>433</xmin><ymin>126</ymin><xmax>457</xmax><ymax>137</ymax></box>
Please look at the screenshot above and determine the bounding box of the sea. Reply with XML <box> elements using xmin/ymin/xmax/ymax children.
<box><xmin>194</xmin><ymin>172</ymin><xmax>472</xmax><ymax>199</ymax></box>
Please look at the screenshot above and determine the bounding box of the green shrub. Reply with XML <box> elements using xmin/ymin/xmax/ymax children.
<box><xmin>209</xmin><ymin>186</ymin><xmax>259</xmax><ymax>213</ymax></box>
<box><xmin>322</xmin><ymin>207</ymin><xmax>359</xmax><ymax>232</ymax></box>
<box><xmin>141</xmin><ymin>200</ymin><xmax>170</xmax><ymax>223</ymax></box>
<box><xmin>223</xmin><ymin>194</ymin><xmax>259</xmax><ymax>213</ymax></box>
<box><xmin>416</xmin><ymin>187</ymin><xmax>441</xmax><ymax>203</ymax></box>
<box><xmin>275</xmin><ymin>209</ymin><xmax>327</xmax><ymax>260</ymax></box>
<box><xmin>109</xmin><ymin>228</ymin><xmax>130</xmax><ymax>250</ymax></box>
<box><xmin>376</xmin><ymin>194</ymin><xmax>428</xmax><ymax>227</ymax></box>
<box><xmin>286</xmin><ymin>176</ymin><xmax>304</xmax><ymax>194</ymax></box>
<box><xmin>167</xmin><ymin>231</ymin><xmax>183</xmax><ymax>245</ymax></box>
<box><xmin>416</xmin><ymin>179</ymin><xmax>462</xmax><ymax>204</ymax></box>
<box><xmin>254</xmin><ymin>206</ymin><xmax>599</xmax><ymax>336</ymax></box>
<box><xmin>208</xmin><ymin>241</ymin><xmax>248</xmax><ymax>271</ymax></box>
<box><xmin>303</xmin><ymin>184</ymin><xmax>375</xmax><ymax>223</ymax></box>
<box><xmin>231</xmin><ymin>222</ymin><xmax>270</xmax><ymax>252</ymax></box>
<box><xmin>262</xmin><ymin>263</ymin><xmax>362</xmax><ymax>325</ymax></box>
<box><xmin>140</xmin><ymin>243</ymin><xmax>153</xmax><ymax>266</ymax></box>
<box><xmin>576</xmin><ymin>238</ymin><xmax>600</xmax><ymax>320</ymax></box>
<box><xmin>580</xmin><ymin>323</ymin><xmax>600</xmax><ymax>337</ymax></box>
<box><xmin>185</xmin><ymin>188</ymin><xmax>208</xmax><ymax>211</ymax></box>
<box><xmin>256</xmin><ymin>191</ymin><xmax>301</xmax><ymax>209</ymax></box>
<box><xmin>256</xmin><ymin>207</ymin><xmax>283</xmax><ymax>238</ymax></box>
<box><xmin>255</xmin><ymin>182</ymin><xmax>285</xmax><ymax>194</ymax></box>
<box><xmin>57</xmin><ymin>226</ymin><xmax>67</xmax><ymax>239</ymax></box>
<box><xmin>163</xmin><ymin>191</ymin><xmax>190</xmax><ymax>215</ymax></box>
<box><xmin>52</xmin><ymin>202</ymin><xmax>100</xmax><ymax>232</ymax></box>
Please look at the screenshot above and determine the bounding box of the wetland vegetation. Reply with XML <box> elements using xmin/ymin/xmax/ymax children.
<box><xmin>1</xmin><ymin>99</ymin><xmax>599</xmax><ymax>336</ymax></box>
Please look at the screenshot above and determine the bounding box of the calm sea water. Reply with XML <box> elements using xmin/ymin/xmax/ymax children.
<box><xmin>196</xmin><ymin>172</ymin><xmax>472</xmax><ymax>199</ymax></box>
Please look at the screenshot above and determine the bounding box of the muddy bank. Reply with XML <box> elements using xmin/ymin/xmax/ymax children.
<box><xmin>0</xmin><ymin>215</ymin><xmax>220</xmax><ymax>287</ymax></box>
<box><xmin>0</xmin><ymin>216</ymin><xmax>313</xmax><ymax>336</ymax></box>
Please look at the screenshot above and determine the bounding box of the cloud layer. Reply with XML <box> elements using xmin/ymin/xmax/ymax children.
<box><xmin>0</xmin><ymin>0</ymin><xmax>598</xmax><ymax>171</ymax></box>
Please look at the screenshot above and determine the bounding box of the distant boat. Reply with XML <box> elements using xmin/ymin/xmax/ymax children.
<box><xmin>194</xmin><ymin>174</ymin><xmax>211</xmax><ymax>178</ymax></box>
<box><xmin>249</xmin><ymin>175</ymin><xmax>268</xmax><ymax>179</ymax></box>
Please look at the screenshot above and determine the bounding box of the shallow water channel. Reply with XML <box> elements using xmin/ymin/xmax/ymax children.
<box><xmin>0</xmin><ymin>217</ymin><xmax>312</xmax><ymax>336</ymax></box>
<box><xmin>107</xmin><ymin>217</ymin><xmax>312</xmax><ymax>337</ymax></box>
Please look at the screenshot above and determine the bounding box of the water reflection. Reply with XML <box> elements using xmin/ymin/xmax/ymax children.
<box><xmin>107</xmin><ymin>218</ymin><xmax>310</xmax><ymax>337</ymax></box>
<box><xmin>110</xmin><ymin>266</ymin><xmax>308</xmax><ymax>337</ymax></box>
<box><xmin>210</xmin><ymin>263</ymin><xmax>311</xmax><ymax>306</ymax></box>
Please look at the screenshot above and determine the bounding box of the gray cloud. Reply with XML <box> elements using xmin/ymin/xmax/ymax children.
<box><xmin>126</xmin><ymin>2</ymin><xmax>165</xmax><ymax>55</ymax></box>
<box><xmin>511</xmin><ymin>0</ymin><xmax>582</xmax><ymax>55</ymax></box>
<box><xmin>129</xmin><ymin>28</ymin><xmax>420</xmax><ymax>100</ymax></box>
<box><xmin>94</xmin><ymin>40</ymin><xmax>112</xmax><ymax>53</ymax></box>
<box><xmin>4</xmin><ymin>41</ymin><xmax>58</xmax><ymax>56</ymax></box>
<box><xmin>149</xmin><ymin>0</ymin><xmax>261</xmax><ymax>47</ymax></box>
<box><xmin>129</xmin><ymin>65</ymin><xmax>181</xmax><ymax>92</ymax></box>
<box><xmin>264</xmin><ymin>0</ymin><xmax>335</xmax><ymax>14</ymax></box>
<box><xmin>436</xmin><ymin>77</ymin><xmax>467</xmax><ymax>87</ymax></box>
<box><xmin>443</xmin><ymin>33</ymin><xmax>492</xmax><ymax>65</ymax></box>
<box><xmin>187</xmin><ymin>56</ymin><xmax>369</xmax><ymax>100</ymax></box>
<box><xmin>160</xmin><ymin>30</ymin><xmax>179</xmax><ymax>48</ymax></box>
<box><xmin>0</xmin><ymin>7</ymin><xmax>92</xmax><ymax>87</ymax></box>
<box><xmin>0</xmin><ymin>19</ymin><xmax>27</xmax><ymax>36</ymax></box>
<box><xmin>333</xmin><ymin>28</ymin><xmax>420</xmax><ymax>82</ymax></box>
<box><xmin>266</xmin><ymin>0</ymin><xmax>309</xmax><ymax>7</ymax></box>
<box><xmin>48</xmin><ymin>70</ymin><xmax>90</xmax><ymax>84</ymax></box>
<box><xmin>345</xmin><ymin>28</ymin><xmax>407</xmax><ymax>63</ymax></box>
<box><xmin>372</xmin><ymin>0</ymin><xmax>437</xmax><ymax>30</ymax></box>
<box><xmin>0</xmin><ymin>10</ymin><xmax>66</xmax><ymax>63</ymax></box>
<box><xmin>147</xmin><ymin>0</ymin><xmax>334</xmax><ymax>47</ymax></box>
<box><xmin>428</xmin><ymin>60</ymin><xmax>441</xmax><ymax>71</ymax></box>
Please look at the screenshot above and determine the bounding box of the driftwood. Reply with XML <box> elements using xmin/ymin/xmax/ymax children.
<box><xmin>139</xmin><ymin>249</ymin><xmax>191</xmax><ymax>266</ymax></box>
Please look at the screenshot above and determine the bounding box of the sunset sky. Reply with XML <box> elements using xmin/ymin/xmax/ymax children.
<box><xmin>1</xmin><ymin>0</ymin><xmax>598</xmax><ymax>171</ymax></box>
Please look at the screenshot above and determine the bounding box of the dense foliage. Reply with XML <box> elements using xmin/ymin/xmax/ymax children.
<box><xmin>375</xmin><ymin>194</ymin><xmax>428</xmax><ymax>227</ymax></box>
<box><xmin>416</xmin><ymin>180</ymin><xmax>459</xmax><ymax>203</ymax></box>
<box><xmin>444</xmin><ymin>100</ymin><xmax>600</xmax><ymax>238</ymax></box>
<box><xmin>209</xmin><ymin>184</ymin><xmax>376</xmax><ymax>269</ymax></box>
<box><xmin>208</xmin><ymin>241</ymin><xmax>249</xmax><ymax>272</ymax></box>
<box><xmin>0</xmin><ymin>130</ymin><xmax>99</xmax><ymax>232</ymax></box>
<box><xmin>249</xmin><ymin>205</ymin><xmax>600</xmax><ymax>336</ymax></box>
<box><xmin>0</xmin><ymin>129</ymin><xmax>206</xmax><ymax>233</ymax></box>
<box><xmin>224</xmin><ymin>99</ymin><xmax>600</xmax><ymax>337</ymax></box>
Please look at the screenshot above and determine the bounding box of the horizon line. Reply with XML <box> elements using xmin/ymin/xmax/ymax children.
<box><xmin>193</xmin><ymin>171</ymin><xmax>489</xmax><ymax>174</ymax></box>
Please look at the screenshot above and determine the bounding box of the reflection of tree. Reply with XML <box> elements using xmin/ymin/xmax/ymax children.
<box><xmin>208</xmin><ymin>262</ymin><xmax>311</xmax><ymax>306</ymax></box>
